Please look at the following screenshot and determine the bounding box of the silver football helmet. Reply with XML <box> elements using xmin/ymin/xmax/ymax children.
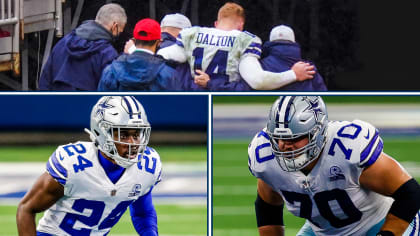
<box><xmin>85</xmin><ymin>96</ymin><xmax>151</xmax><ymax>168</ymax></box>
<box><xmin>266</xmin><ymin>96</ymin><xmax>328</xmax><ymax>172</ymax></box>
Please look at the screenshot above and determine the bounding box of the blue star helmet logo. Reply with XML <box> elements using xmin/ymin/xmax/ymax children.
<box><xmin>302</xmin><ymin>97</ymin><xmax>324</xmax><ymax>123</ymax></box>
<box><xmin>95</xmin><ymin>97</ymin><xmax>115</xmax><ymax>120</ymax></box>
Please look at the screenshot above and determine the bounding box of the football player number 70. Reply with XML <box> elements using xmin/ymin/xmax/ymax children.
<box><xmin>256</xmin><ymin>123</ymin><xmax>364</xmax><ymax>228</ymax></box>
<box><xmin>282</xmin><ymin>123</ymin><xmax>364</xmax><ymax>228</ymax></box>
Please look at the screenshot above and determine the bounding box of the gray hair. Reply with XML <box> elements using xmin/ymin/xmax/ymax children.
<box><xmin>95</xmin><ymin>3</ymin><xmax>127</xmax><ymax>27</ymax></box>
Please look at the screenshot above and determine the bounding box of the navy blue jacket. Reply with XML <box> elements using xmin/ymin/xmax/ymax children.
<box><xmin>39</xmin><ymin>20</ymin><xmax>118</xmax><ymax>91</ymax></box>
<box><xmin>260</xmin><ymin>41</ymin><xmax>327</xmax><ymax>91</ymax></box>
<box><xmin>97</xmin><ymin>50</ymin><xmax>178</xmax><ymax>91</ymax></box>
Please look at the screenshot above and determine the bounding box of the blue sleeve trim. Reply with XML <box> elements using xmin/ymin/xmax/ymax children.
<box><xmin>361</xmin><ymin>138</ymin><xmax>383</xmax><ymax>168</ymax></box>
<box><xmin>46</xmin><ymin>160</ymin><xmax>66</xmax><ymax>185</ymax></box>
<box><xmin>244</xmin><ymin>48</ymin><xmax>262</xmax><ymax>57</ymax></box>
<box><xmin>129</xmin><ymin>189</ymin><xmax>158</xmax><ymax>235</ymax></box>
<box><xmin>257</xmin><ymin>131</ymin><xmax>270</xmax><ymax>140</ymax></box>
<box><xmin>50</xmin><ymin>151</ymin><xmax>68</xmax><ymax>178</ymax></box>
<box><xmin>249</xmin><ymin>42</ymin><xmax>262</xmax><ymax>49</ymax></box>
<box><xmin>360</xmin><ymin>129</ymin><xmax>379</xmax><ymax>163</ymax></box>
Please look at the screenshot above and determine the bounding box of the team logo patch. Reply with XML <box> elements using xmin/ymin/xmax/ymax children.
<box><xmin>128</xmin><ymin>184</ymin><xmax>142</xmax><ymax>197</ymax></box>
<box><xmin>329</xmin><ymin>166</ymin><xmax>345</xmax><ymax>181</ymax></box>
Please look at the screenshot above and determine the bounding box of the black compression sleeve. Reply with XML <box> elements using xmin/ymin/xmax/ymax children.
<box><xmin>255</xmin><ymin>194</ymin><xmax>284</xmax><ymax>227</ymax></box>
<box><xmin>389</xmin><ymin>178</ymin><xmax>420</xmax><ymax>222</ymax></box>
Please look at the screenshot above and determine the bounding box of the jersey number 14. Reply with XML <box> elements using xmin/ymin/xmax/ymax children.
<box><xmin>192</xmin><ymin>47</ymin><xmax>228</xmax><ymax>79</ymax></box>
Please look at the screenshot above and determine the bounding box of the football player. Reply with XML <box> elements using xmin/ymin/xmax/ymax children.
<box><xmin>17</xmin><ymin>96</ymin><xmax>162</xmax><ymax>236</ymax></box>
<box><xmin>158</xmin><ymin>2</ymin><xmax>315</xmax><ymax>91</ymax></box>
<box><xmin>248</xmin><ymin>96</ymin><xmax>420</xmax><ymax>236</ymax></box>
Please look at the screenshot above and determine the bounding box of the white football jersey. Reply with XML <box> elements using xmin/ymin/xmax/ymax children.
<box><xmin>177</xmin><ymin>26</ymin><xmax>262</xmax><ymax>82</ymax></box>
<box><xmin>37</xmin><ymin>141</ymin><xmax>162</xmax><ymax>235</ymax></box>
<box><xmin>248</xmin><ymin>120</ymin><xmax>393</xmax><ymax>236</ymax></box>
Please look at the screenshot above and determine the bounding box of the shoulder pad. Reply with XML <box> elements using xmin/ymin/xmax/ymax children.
<box><xmin>140</xmin><ymin>146</ymin><xmax>163</xmax><ymax>185</ymax></box>
<box><xmin>327</xmin><ymin>120</ymin><xmax>383</xmax><ymax>168</ymax></box>
<box><xmin>248</xmin><ymin>129</ymin><xmax>275</xmax><ymax>177</ymax></box>
<box><xmin>46</xmin><ymin>142</ymin><xmax>91</xmax><ymax>185</ymax></box>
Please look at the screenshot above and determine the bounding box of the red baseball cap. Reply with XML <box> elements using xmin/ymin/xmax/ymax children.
<box><xmin>133</xmin><ymin>18</ymin><xmax>161</xmax><ymax>41</ymax></box>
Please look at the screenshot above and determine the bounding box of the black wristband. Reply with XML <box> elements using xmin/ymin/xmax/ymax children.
<box><xmin>376</xmin><ymin>231</ymin><xmax>395</xmax><ymax>236</ymax></box>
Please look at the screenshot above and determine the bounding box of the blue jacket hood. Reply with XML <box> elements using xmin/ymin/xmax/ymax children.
<box><xmin>76</xmin><ymin>20</ymin><xmax>113</xmax><ymax>41</ymax></box>
<box><xmin>65</xmin><ymin>20</ymin><xmax>114</xmax><ymax>59</ymax></box>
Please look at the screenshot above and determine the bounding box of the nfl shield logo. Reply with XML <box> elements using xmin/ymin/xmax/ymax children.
<box><xmin>110</xmin><ymin>189</ymin><xmax>117</xmax><ymax>196</ymax></box>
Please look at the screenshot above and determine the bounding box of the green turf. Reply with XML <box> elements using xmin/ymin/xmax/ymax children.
<box><xmin>212</xmin><ymin>95</ymin><xmax>420</xmax><ymax>104</ymax></box>
<box><xmin>0</xmin><ymin>145</ymin><xmax>207</xmax><ymax>162</ymax></box>
<box><xmin>2</xmin><ymin>204</ymin><xmax>207</xmax><ymax>236</ymax></box>
<box><xmin>212</xmin><ymin>137</ymin><xmax>420</xmax><ymax>236</ymax></box>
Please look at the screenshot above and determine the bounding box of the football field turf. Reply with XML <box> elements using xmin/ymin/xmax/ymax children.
<box><xmin>213</xmin><ymin>136</ymin><xmax>420</xmax><ymax>236</ymax></box>
<box><xmin>0</xmin><ymin>145</ymin><xmax>207</xmax><ymax>236</ymax></box>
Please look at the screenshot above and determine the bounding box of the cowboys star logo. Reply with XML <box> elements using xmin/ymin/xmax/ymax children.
<box><xmin>302</xmin><ymin>97</ymin><xmax>324</xmax><ymax>122</ymax></box>
<box><xmin>95</xmin><ymin>97</ymin><xmax>114</xmax><ymax>120</ymax></box>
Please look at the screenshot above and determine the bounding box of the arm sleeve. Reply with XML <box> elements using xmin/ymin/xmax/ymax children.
<box><xmin>129</xmin><ymin>189</ymin><xmax>158</xmax><ymax>236</ymax></box>
<box><xmin>157</xmin><ymin>44</ymin><xmax>188</xmax><ymax>63</ymax></box>
<box><xmin>239</xmin><ymin>56</ymin><xmax>297</xmax><ymax>90</ymax></box>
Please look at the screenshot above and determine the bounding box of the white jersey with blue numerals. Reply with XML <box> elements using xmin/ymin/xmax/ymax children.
<box><xmin>37</xmin><ymin>141</ymin><xmax>162</xmax><ymax>236</ymax></box>
<box><xmin>176</xmin><ymin>26</ymin><xmax>262</xmax><ymax>82</ymax></box>
<box><xmin>248</xmin><ymin>120</ymin><xmax>393</xmax><ymax>236</ymax></box>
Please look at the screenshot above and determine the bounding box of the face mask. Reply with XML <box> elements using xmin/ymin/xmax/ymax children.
<box><xmin>111</xmin><ymin>24</ymin><xmax>121</xmax><ymax>42</ymax></box>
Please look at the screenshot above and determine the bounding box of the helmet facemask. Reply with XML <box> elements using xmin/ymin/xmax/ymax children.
<box><xmin>269</xmin><ymin>124</ymin><xmax>325</xmax><ymax>172</ymax></box>
<box><xmin>100</xmin><ymin>123</ymin><xmax>151</xmax><ymax>168</ymax></box>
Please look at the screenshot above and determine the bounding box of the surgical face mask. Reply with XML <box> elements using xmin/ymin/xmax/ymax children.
<box><xmin>111</xmin><ymin>23</ymin><xmax>121</xmax><ymax>42</ymax></box>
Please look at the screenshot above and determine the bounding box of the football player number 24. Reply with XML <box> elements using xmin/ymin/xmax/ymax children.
<box><xmin>60</xmin><ymin>199</ymin><xmax>133</xmax><ymax>235</ymax></box>
<box><xmin>59</xmin><ymin>143</ymin><xmax>157</xmax><ymax>234</ymax></box>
